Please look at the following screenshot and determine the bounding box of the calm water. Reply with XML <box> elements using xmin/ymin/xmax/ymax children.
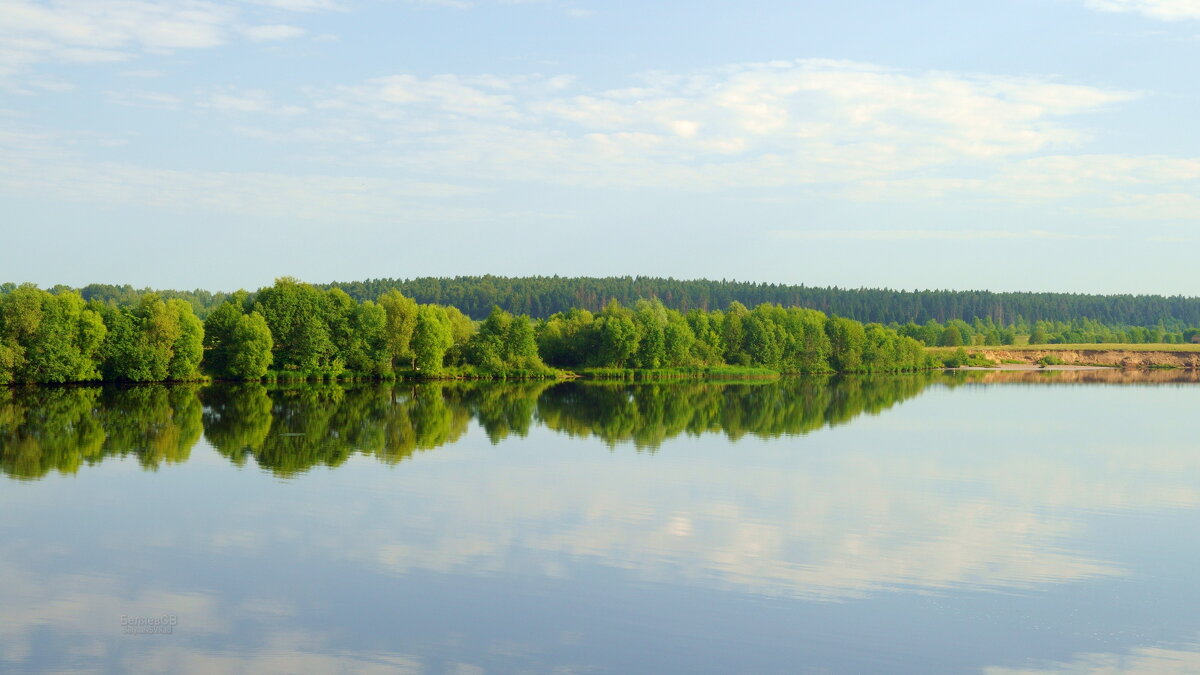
<box><xmin>3</xmin><ymin>371</ymin><xmax>1200</xmax><ymax>674</ymax></box>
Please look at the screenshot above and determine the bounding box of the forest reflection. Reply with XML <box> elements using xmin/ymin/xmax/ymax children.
<box><xmin>2</xmin><ymin>369</ymin><xmax>1195</xmax><ymax>480</ymax></box>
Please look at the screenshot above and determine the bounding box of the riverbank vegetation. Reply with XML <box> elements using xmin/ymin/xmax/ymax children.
<box><xmin>1</xmin><ymin>278</ymin><xmax>938</xmax><ymax>384</ymax></box>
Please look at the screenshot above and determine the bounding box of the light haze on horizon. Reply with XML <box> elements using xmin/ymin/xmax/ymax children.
<box><xmin>2</xmin><ymin>0</ymin><xmax>1199</xmax><ymax>296</ymax></box>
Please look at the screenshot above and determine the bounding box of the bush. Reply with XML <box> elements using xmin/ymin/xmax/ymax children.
<box><xmin>942</xmin><ymin>347</ymin><xmax>970</xmax><ymax>368</ymax></box>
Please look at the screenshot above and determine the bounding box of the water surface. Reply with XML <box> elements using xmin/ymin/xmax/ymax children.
<box><xmin>2</xmin><ymin>371</ymin><xmax>1200</xmax><ymax>673</ymax></box>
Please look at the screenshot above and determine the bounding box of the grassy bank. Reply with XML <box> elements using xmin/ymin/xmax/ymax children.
<box><xmin>258</xmin><ymin>366</ymin><xmax>573</xmax><ymax>382</ymax></box>
<box><xmin>580</xmin><ymin>366</ymin><xmax>782</xmax><ymax>380</ymax></box>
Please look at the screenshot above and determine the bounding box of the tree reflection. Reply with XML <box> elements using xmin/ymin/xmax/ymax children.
<box><xmin>535</xmin><ymin>373</ymin><xmax>941</xmax><ymax>449</ymax></box>
<box><xmin>0</xmin><ymin>384</ymin><xmax>201</xmax><ymax>479</ymax></box>
<box><xmin>0</xmin><ymin>386</ymin><xmax>105</xmax><ymax>479</ymax></box>
<box><xmin>9</xmin><ymin>370</ymin><xmax>1191</xmax><ymax>480</ymax></box>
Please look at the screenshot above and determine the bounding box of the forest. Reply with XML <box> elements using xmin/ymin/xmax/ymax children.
<box><xmin>46</xmin><ymin>275</ymin><xmax>1200</xmax><ymax>328</ymax></box>
<box><xmin>0</xmin><ymin>278</ymin><xmax>938</xmax><ymax>384</ymax></box>
<box><xmin>320</xmin><ymin>276</ymin><xmax>1200</xmax><ymax>327</ymax></box>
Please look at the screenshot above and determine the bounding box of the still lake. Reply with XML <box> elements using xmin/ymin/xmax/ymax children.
<box><xmin>2</xmin><ymin>370</ymin><xmax>1200</xmax><ymax>674</ymax></box>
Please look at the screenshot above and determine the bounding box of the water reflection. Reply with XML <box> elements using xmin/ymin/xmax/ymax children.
<box><xmin>985</xmin><ymin>641</ymin><xmax>1200</xmax><ymax>674</ymax></box>
<box><xmin>203</xmin><ymin>383</ymin><xmax>474</xmax><ymax>477</ymax></box>
<box><xmin>2</xmin><ymin>370</ymin><xmax>1198</xmax><ymax>480</ymax></box>
<box><xmin>537</xmin><ymin>374</ymin><xmax>939</xmax><ymax>447</ymax></box>
<box><xmin>0</xmin><ymin>384</ymin><xmax>201</xmax><ymax>480</ymax></box>
<box><xmin>2</xmin><ymin>375</ymin><xmax>949</xmax><ymax>479</ymax></box>
<box><xmin>2</xmin><ymin>372</ymin><xmax>1200</xmax><ymax>673</ymax></box>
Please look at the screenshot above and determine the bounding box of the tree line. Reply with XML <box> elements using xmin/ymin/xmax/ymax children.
<box><xmin>894</xmin><ymin>316</ymin><xmax>1200</xmax><ymax>347</ymax></box>
<box><xmin>320</xmin><ymin>275</ymin><xmax>1200</xmax><ymax>327</ymax></box>
<box><xmin>28</xmin><ymin>276</ymin><xmax>1200</xmax><ymax>331</ymax></box>
<box><xmin>1</xmin><ymin>278</ymin><xmax>940</xmax><ymax>384</ymax></box>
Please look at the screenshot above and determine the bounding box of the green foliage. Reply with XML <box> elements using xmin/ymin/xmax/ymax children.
<box><xmin>378</xmin><ymin>289</ymin><xmax>418</xmax><ymax>370</ymax></box>
<box><xmin>1030</xmin><ymin>323</ymin><xmax>1049</xmax><ymax>345</ymax></box>
<box><xmin>3</xmin><ymin>278</ymin><xmax>972</xmax><ymax>383</ymax></box>
<box><xmin>412</xmin><ymin>305</ymin><xmax>453</xmax><ymax>374</ymax></box>
<box><xmin>943</xmin><ymin>347</ymin><xmax>970</xmax><ymax>368</ymax></box>
<box><xmin>167</xmin><ymin>299</ymin><xmax>204</xmax><ymax>380</ymax></box>
<box><xmin>97</xmin><ymin>295</ymin><xmax>204</xmax><ymax>382</ymax></box>
<box><xmin>940</xmin><ymin>324</ymin><xmax>964</xmax><ymax>347</ymax></box>
<box><xmin>537</xmin><ymin>308</ymin><xmax>597</xmax><ymax>366</ymax></box>
<box><xmin>228</xmin><ymin>312</ymin><xmax>274</xmax><ymax>379</ymax></box>
<box><xmin>465</xmin><ymin>307</ymin><xmax>547</xmax><ymax>374</ymax></box>
<box><xmin>203</xmin><ymin>293</ymin><xmax>275</xmax><ymax>380</ymax></box>
<box><xmin>253</xmin><ymin>277</ymin><xmax>340</xmax><ymax>375</ymax></box>
<box><xmin>826</xmin><ymin>317</ymin><xmax>866</xmax><ymax>372</ymax></box>
<box><xmin>0</xmin><ymin>286</ymin><xmax>106</xmax><ymax>384</ymax></box>
<box><xmin>443</xmin><ymin>305</ymin><xmax>475</xmax><ymax>366</ymax></box>
<box><xmin>316</xmin><ymin>276</ymin><xmax>1200</xmax><ymax>332</ymax></box>
<box><xmin>593</xmin><ymin>301</ymin><xmax>641</xmax><ymax>368</ymax></box>
<box><xmin>343</xmin><ymin>300</ymin><xmax>389</xmax><ymax>376</ymax></box>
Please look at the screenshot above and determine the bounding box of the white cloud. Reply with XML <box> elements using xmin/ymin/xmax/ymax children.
<box><xmin>240</xmin><ymin>23</ymin><xmax>306</xmax><ymax>41</ymax></box>
<box><xmin>0</xmin><ymin>1</ymin><xmax>235</xmax><ymax>76</ymax></box>
<box><xmin>1083</xmin><ymin>0</ymin><xmax>1200</xmax><ymax>21</ymax></box>
<box><xmin>0</xmin><ymin>0</ymin><xmax>333</xmax><ymax>84</ymax></box>
<box><xmin>274</xmin><ymin>60</ymin><xmax>1133</xmax><ymax>191</ymax></box>
<box><xmin>7</xmin><ymin>56</ymin><xmax>1193</xmax><ymax>228</ymax></box>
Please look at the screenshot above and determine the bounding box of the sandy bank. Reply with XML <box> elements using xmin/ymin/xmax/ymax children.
<box><xmin>970</xmin><ymin>349</ymin><xmax>1200</xmax><ymax>369</ymax></box>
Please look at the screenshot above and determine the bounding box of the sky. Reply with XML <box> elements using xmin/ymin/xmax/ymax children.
<box><xmin>2</xmin><ymin>0</ymin><xmax>1199</xmax><ymax>294</ymax></box>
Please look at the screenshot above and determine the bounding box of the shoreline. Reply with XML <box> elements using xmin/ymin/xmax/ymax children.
<box><xmin>954</xmin><ymin>364</ymin><xmax>1113</xmax><ymax>371</ymax></box>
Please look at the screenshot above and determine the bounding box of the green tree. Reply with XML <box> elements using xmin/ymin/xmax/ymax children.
<box><xmin>0</xmin><ymin>286</ymin><xmax>106</xmax><ymax>384</ymax></box>
<box><xmin>744</xmin><ymin>311</ymin><xmax>782</xmax><ymax>368</ymax></box>
<box><xmin>228</xmin><ymin>312</ymin><xmax>274</xmax><ymax>379</ymax></box>
<box><xmin>722</xmin><ymin>302</ymin><xmax>750</xmax><ymax>365</ymax></box>
<box><xmin>592</xmin><ymin>302</ymin><xmax>640</xmax><ymax>367</ymax></box>
<box><xmin>379</xmin><ymin>289</ymin><xmax>419</xmax><ymax>370</ymax></box>
<box><xmin>167</xmin><ymin>299</ymin><xmax>204</xmax><ymax>380</ymax></box>
<box><xmin>502</xmin><ymin>314</ymin><xmax>542</xmax><ymax>369</ymax></box>
<box><xmin>1030</xmin><ymin>323</ymin><xmax>1048</xmax><ymax>345</ymax></box>
<box><xmin>203</xmin><ymin>294</ymin><xmax>274</xmax><ymax>380</ymax></box>
<box><xmin>940</xmin><ymin>324</ymin><xmax>964</xmax><ymax>347</ymax></box>
<box><xmin>826</xmin><ymin>317</ymin><xmax>866</xmax><ymax>372</ymax></box>
<box><xmin>467</xmin><ymin>306</ymin><xmax>512</xmax><ymax>370</ymax></box>
<box><xmin>254</xmin><ymin>277</ymin><xmax>337</xmax><ymax>373</ymax></box>
<box><xmin>412</xmin><ymin>305</ymin><xmax>453</xmax><ymax>373</ymax></box>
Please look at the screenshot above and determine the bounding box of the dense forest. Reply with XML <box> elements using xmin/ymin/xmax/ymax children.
<box><xmin>320</xmin><ymin>276</ymin><xmax>1200</xmax><ymax>327</ymax></box>
<box><xmin>28</xmin><ymin>276</ymin><xmax>1200</xmax><ymax>329</ymax></box>
<box><xmin>0</xmin><ymin>278</ymin><xmax>937</xmax><ymax>384</ymax></box>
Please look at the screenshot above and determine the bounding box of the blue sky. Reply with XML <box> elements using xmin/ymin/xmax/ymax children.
<box><xmin>2</xmin><ymin>0</ymin><xmax>1199</xmax><ymax>294</ymax></box>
